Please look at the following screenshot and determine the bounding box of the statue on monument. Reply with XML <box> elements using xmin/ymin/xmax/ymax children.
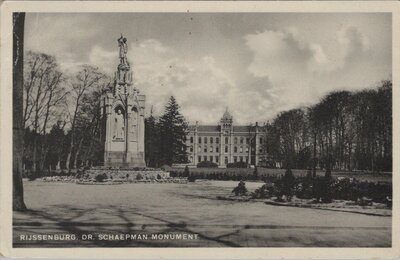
<box><xmin>113</xmin><ymin>108</ymin><xmax>125</xmax><ymax>140</ymax></box>
<box><xmin>118</xmin><ymin>34</ymin><xmax>129</xmax><ymax>66</ymax></box>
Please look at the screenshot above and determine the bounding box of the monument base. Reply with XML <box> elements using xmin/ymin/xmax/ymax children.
<box><xmin>82</xmin><ymin>166</ymin><xmax>171</xmax><ymax>182</ymax></box>
<box><xmin>104</xmin><ymin>151</ymin><xmax>146</xmax><ymax>168</ymax></box>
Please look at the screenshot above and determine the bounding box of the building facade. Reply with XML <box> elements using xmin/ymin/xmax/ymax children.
<box><xmin>185</xmin><ymin>110</ymin><xmax>267</xmax><ymax>167</ymax></box>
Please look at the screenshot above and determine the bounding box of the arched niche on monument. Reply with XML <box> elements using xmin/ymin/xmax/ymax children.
<box><xmin>113</xmin><ymin>105</ymin><xmax>125</xmax><ymax>141</ymax></box>
<box><xmin>131</xmin><ymin>106</ymin><xmax>138</xmax><ymax>141</ymax></box>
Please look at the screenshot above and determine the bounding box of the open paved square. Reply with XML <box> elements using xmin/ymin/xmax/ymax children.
<box><xmin>13</xmin><ymin>180</ymin><xmax>391</xmax><ymax>247</ymax></box>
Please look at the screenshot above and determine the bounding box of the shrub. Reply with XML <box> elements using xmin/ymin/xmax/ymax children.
<box><xmin>184</xmin><ymin>165</ymin><xmax>190</xmax><ymax>177</ymax></box>
<box><xmin>280</xmin><ymin>169</ymin><xmax>296</xmax><ymax>201</ymax></box>
<box><xmin>226</xmin><ymin>162</ymin><xmax>247</xmax><ymax>168</ymax></box>
<box><xmin>136</xmin><ymin>173</ymin><xmax>143</xmax><ymax>180</ymax></box>
<box><xmin>156</xmin><ymin>174</ymin><xmax>162</xmax><ymax>180</ymax></box>
<box><xmin>232</xmin><ymin>180</ymin><xmax>248</xmax><ymax>196</ymax></box>
<box><xmin>188</xmin><ymin>175</ymin><xmax>196</xmax><ymax>182</ymax></box>
<box><xmin>251</xmin><ymin>182</ymin><xmax>274</xmax><ymax>199</ymax></box>
<box><xmin>312</xmin><ymin>176</ymin><xmax>334</xmax><ymax>203</ymax></box>
<box><xmin>197</xmin><ymin>161</ymin><xmax>218</xmax><ymax>168</ymax></box>
<box><xmin>295</xmin><ymin>176</ymin><xmax>314</xmax><ymax>199</ymax></box>
<box><xmin>95</xmin><ymin>173</ymin><xmax>107</xmax><ymax>182</ymax></box>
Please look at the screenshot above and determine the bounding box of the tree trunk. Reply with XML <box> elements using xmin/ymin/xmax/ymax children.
<box><xmin>66</xmin><ymin>131</ymin><xmax>74</xmax><ymax>170</ymax></box>
<box><xmin>13</xmin><ymin>13</ymin><xmax>27</xmax><ymax>211</ymax></box>
<box><xmin>312</xmin><ymin>131</ymin><xmax>317</xmax><ymax>178</ymax></box>
<box><xmin>56</xmin><ymin>158</ymin><xmax>61</xmax><ymax>171</ymax></box>
<box><xmin>73</xmin><ymin>137</ymin><xmax>84</xmax><ymax>169</ymax></box>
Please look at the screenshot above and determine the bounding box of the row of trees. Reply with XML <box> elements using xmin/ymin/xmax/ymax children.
<box><xmin>23</xmin><ymin>51</ymin><xmax>110</xmax><ymax>174</ymax></box>
<box><xmin>22</xmin><ymin>51</ymin><xmax>190</xmax><ymax>173</ymax></box>
<box><xmin>263</xmin><ymin>80</ymin><xmax>392</xmax><ymax>173</ymax></box>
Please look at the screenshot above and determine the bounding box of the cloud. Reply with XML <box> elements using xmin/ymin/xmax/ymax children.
<box><xmin>126</xmin><ymin>39</ymin><xmax>237</xmax><ymax>123</ymax></box>
<box><xmin>24</xmin><ymin>12</ymin><xmax>390</xmax><ymax>125</ymax></box>
<box><xmin>244</xmin><ymin>25</ymin><xmax>380</xmax><ymax>115</ymax></box>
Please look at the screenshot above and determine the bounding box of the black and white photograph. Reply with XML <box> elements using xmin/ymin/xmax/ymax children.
<box><xmin>2</xmin><ymin>1</ymin><xmax>398</xmax><ymax>255</ymax></box>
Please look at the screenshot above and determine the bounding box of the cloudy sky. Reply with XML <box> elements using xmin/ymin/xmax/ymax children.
<box><xmin>25</xmin><ymin>13</ymin><xmax>391</xmax><ymax>125</ymax></box>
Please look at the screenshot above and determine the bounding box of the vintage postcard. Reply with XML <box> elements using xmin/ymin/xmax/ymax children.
<box><xmin>0</xmin><ymin>1</ymin><xmax>399</xmax><ymax>259</ymax></box>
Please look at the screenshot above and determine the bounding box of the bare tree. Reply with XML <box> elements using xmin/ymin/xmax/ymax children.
<box><xmin>23</xmin><ymin>52</ymin><xmax>67</xmax><ymax>174</ymax></box>
<box><xmin>65</xmin><ymin>65</ymin><xmax>104</xmax><ymax>170</ymax></box>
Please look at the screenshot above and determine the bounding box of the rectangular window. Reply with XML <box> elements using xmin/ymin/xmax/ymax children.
<box><xmin>199</xmin><ymin>137</ymin><xmax>202</xmax><ymax>144</ymax></box>
<box><xmin>246</xmin><ymin>146</ymin><xmax>249</xmax><ymax>153</ymax></box>
<box><xmin>240</xmin><ymin>157</ymin><xmax>243</xmax><ymax>162</ymax></box>
<box><xmin>190</xmin><ymin>136</ymin><xmax>193</xmax><ymax>143</ymax></box>
<box><xmin>210</xmin><ymin>137</ymin><xmax>213</xmax><ymax>144</ymax></box>
<box><xmin>216</xmin><ymin>156</ymin><xmax>219</xmax><ymax>163</ymax></box>
<box><xmin>246</xmin><ymin>157</ymin><xmax>249</xmax><ymax>163</ymax></box>
<box><xmin>234</xmin><ymin>146</ymin><xmax>237</xmax><ymax>153</ymax></box>
<box><xmin>210</xmin><ymin>156</ymin><xmax>213</xmax><ymax>162</ymax></box>
<box><xmin>234</xmin><ymin>156</ymin><xmax>237</xmax><ymax>163</ymax></box>
<box><xmin>240</xmin><ymin>137</ymin><xmax>244</xmax><ymax>144</ymax></box>
<box><xmin>190</xmin><ymin>146</ymin><xmax>193</xmax><ymax>152</ymax></box>
<box><xmin>225</xmin><ymin>137</ymin><xmax>229</xmax><ymax>144</ymax></box>
<box><xmin>240</xmin><ymin>146</ymin><xmax>243</xmax><ymax>153</ymax></box>
<box><xmin>204</xmin><ymin>147</ymin><xmax>207</xmax><ymax>153</ymax></box>
<box><xmin>198</xmin><ymin>146</ymin><xmax>201</xmax><ymax>152</ymax></box>
<box><xmin>216</xmin><ymin>137</ymin><xmax>219</xmax><ymax>144</ymax></box>
<box><xmin>260</xmin><ymin>138</ymin><xmax>263</xmax><ymax>144</ymax></box>
<box><xmin>204</xmin><ymin>156</ymin><xmax>207</xmax><ymax>161</ymax></box>
<box><xmin>216</xmin><ymin>146</ymin><xmax>219</xmax><ymax>153</ymax></box>
<box><xmin>225</xmin><ymin>146</ymin><xmax>228</xmax><ymax>153</ymax></box>
<box><xmin>204</xmin><ymin>137</ymin><xmax>208</xmax><ymax>144</ymax></box>
<box><xmin>198</xmin><ymin>156</ymin><xmax>201</xmax><ymax>162</ymax></box>
<box><xmin>210</xmin><ymin>146</ymin><xmax>213</xmax><ymax>152</ymax></box>
<box><xmin>246</xmin><ymin>137</ymin><xmax>250</xmax><ymax>144</ymax></box>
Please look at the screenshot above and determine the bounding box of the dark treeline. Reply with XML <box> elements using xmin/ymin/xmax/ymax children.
<box><xmin>263</xmin><ymin>80</ymin><xmax>392</xmax><ymax>173</ymax></box>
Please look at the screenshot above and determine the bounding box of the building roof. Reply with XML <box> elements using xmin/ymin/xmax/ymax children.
<box><xmin>188</xmin><ymin>125</ymin><xmax>220</xmax><ymax>132</ymax></box>
<box><xmin>188</xmin><ymin>124</ymin><xmax>265</xmax><ymax>133</ymax></box>
<box><xmin>233</xmin><ymin>126</ymin><xmax>251</xmax><ymax>132</ymax></box>
<box><xmin>221</xmin><ymin>109</ymin><xmax>233</xmax><ymax>121</ymax></box>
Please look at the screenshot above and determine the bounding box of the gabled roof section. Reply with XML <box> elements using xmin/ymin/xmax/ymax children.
<box><xmin>221</xmin><ymin>108</ymin><xmax>233</xmax><ymax>121</ymax></box>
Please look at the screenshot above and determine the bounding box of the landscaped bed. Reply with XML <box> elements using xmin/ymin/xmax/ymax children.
<box><xmin>38</xmin><ymin>176</ymin><xmax>188</xmax><ymax>184</ymax></box>
<box><xmin>216</xmin><ymin>170</ymin><xmax>392</xmax><ymax>217</ymax></box>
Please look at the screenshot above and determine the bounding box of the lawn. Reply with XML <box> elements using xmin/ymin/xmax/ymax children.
<box><xmin>13</xmin><ymin>180</ymin><xmax>391</xmax><ymax>247</ymax></box>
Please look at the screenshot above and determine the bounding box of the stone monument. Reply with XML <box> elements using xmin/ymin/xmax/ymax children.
<box><xmin>101</xmin><ymin>35</ymin><xmax>146</xmax><ymax>167</ymax></box>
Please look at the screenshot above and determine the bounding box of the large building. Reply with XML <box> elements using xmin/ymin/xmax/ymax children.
<box><xmin>185</xmin><ymin>109</ymin><xmax>267</xmax><ymax>167</ymax></box>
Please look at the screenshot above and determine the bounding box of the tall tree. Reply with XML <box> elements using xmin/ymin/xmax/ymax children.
<box><xmin>47</xmin><ymin>121</ymin><xmax>67</xmax><ymax>170</ymax></box>
<box><xmin>158</xmin><ymin>96</ymin><xmax>188</xmax><ymax>166</ymax></box>
<box><xmin>145</xmin><ymin>107</ymin><xmax>160</xmax><ymax>167</ymax></box>
<box><xmin>23</xmin><ymin>52</ymin><xmax>66</xmax><ymax>173</ymax></box>
<box><xmin>73</xmin><ymin>88</ymin><xmax>104</xmax><ymax>168</ymax></box>
<box><xmin>13</xmin><ymin>12</ymin><xmax>27</xmax><ymax>211</ymax></box>
<box><xmin>65</xmin><ymin>65</ymin><xmax>104</xmax><ymax>170</ymax></box>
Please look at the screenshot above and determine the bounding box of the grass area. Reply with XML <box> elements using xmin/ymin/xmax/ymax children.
<box><xmin>14</xmin><ymin>180</ymin><xmax>391</xmax><ymax>247</ymax></box>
